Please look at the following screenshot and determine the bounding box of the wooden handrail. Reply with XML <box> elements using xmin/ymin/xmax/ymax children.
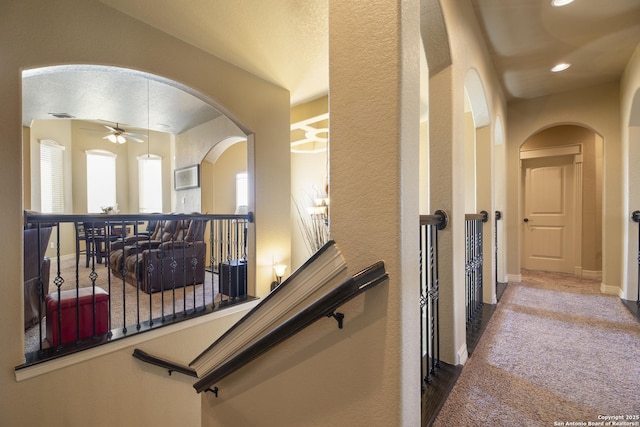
<box><xmin>132</xmin><ymin>260</ymin><xmax>389</xmax><ymax>394</ymax></box>
<box><xmin>133</xmin><ymin>349</ymin><xmax>198</xmax><ymax>378</ymax></box>
<box><xmin>465</xmin><ymin>211</ymin><xmax>489</xmax><ymax>223</ymax></box>
<box><xmin>24</xmin><ymin>211</ymin><xmax>254</xmax><ymax>224</ymax></box>
<box><xmin>193</xmin><ymin>261</ymin><xmax>388</xmax><ymax>393</ymax></box>
<box><xmin>420</xmin><ymin>209</ymin><xmax>449</xmax><ymax>230</ymax></box>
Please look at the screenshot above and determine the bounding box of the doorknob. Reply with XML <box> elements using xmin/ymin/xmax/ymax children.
<box><xmin>523</xmin><ymin>218</ymin><xmax>529</xmax><ymax>223</ymax></box>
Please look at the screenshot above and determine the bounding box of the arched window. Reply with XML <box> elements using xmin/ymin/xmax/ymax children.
<box><xmin>86</xmin><ymin>149</ymin><xmax>117</xmax><ymax>213</ymax></box>
<box><xmin>236</xmin><ymin>172</ymin><xmax>248</xmax><ymax>213</ymax></box>
<box><xmin>39</xmin><ymin>139</ymin><xmax>65</xmax><ymax>213</ymax></box>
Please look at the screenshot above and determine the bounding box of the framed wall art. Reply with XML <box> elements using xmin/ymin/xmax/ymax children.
<box><xmin>174</xmin><ymin>164</ymin><xmax>200</xmax><ymax>190</ymax></box>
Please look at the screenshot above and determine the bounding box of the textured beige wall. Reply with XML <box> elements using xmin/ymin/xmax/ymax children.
<box><xmin>1</xmin><ymin>1</ymin><xmax>289</xmax><ymax>426</ymax></box>
<box><xmin>328</xmin><ymin>1</ymin><xmax>420</xmax><ymax>424</ymax></box>
<box><xmin>476</xmin><ymin>126</ymin><xmax>494</xmax><ymax>303</ymax></box>
<box><xmin>464</xmin><ymin>111</ymin><xmax>476</xmax><ymax>213</ymax></box>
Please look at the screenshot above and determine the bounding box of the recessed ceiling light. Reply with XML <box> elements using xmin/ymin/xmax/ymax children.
<box><xmin>551</xmin><ymin>0</ymin><xmax>574</xmax><ymax>7</ymax></box>
<box><xmin>551</xmin><ymin>63</ymin><xmax>571</xmax><ymax>72</ymax></box>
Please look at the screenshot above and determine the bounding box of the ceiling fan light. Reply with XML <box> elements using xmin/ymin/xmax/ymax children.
<box><xmin>551</xmin><ymin>63</ymin><xmax>571</xmax><ymax>72</ymax></box>
<box><xmin>551</xmin><ymin>0</ymin><xmax>574</xmax><ymax>7</ymax></box>
<box><xmin>107</xmin><ymin>134</ymin><xmax>117</xmax><ymax>143</ymax></box>
<box><xmin>117</xmin><ymin>135</ymin><xmax>126</xmax><ymax>144</ymax></box>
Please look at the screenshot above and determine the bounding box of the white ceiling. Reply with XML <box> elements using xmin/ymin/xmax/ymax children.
<box><xmin>22</xmin><ymin>1</ymin><xmax>640</xmax><ymax>137</ymax></box>
<box><xmin>98</xmin><ymin>0</ymin><xmax>329</xmax><ymax>106</ymax></box>
<box><xmin>471</xmin><ymin>0</ymin><xmax>640</xmax><ymax>100</ymax></box>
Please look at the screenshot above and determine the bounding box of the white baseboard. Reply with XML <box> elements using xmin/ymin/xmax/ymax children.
<box><xmin>506</xmin><ymin>273</ymin><xmax>522</xmax><ymax>283</ymax></box>
<box><xmin>457</xmin><ymin>344</ymin><xmax>468</xmax><ymax>365</ymax></box>
<box><xmin>582</xmin><ymin>270</ymin><xmax>602</xmax><ymax>280</ymax></box>
<box><xmin>600</xmin><ymin>282</ymin><xmax>621</xmax><ymax>296</ymax></box>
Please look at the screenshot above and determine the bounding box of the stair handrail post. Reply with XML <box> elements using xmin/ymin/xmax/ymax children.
<box><xmin>632</xmin><ymin>211</ymin><xmax>640</xmax><ymax>306</ymax></box>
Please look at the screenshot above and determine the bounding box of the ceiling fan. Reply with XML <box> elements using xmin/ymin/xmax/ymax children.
<box><xmin>101</xmin><ymin>122</ymin><xmax>147</xmax><ymax>144</ymax></box>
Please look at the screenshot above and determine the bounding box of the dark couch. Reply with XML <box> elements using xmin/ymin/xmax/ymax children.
<box><xmin>24</xmin><ymin>226</ymin><xmax>52</xmax><ymax>329</ymax></box>
<box><xmin>109</xmin><ymin>218</ymin><xmax>205</xmax><ymax>293</ymax></box>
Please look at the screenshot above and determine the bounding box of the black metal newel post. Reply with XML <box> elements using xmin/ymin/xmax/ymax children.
<box><xmin>494</xmin><ymin>210</ymin><xmax>502</xmax><ymax>294</ymax></box>
<box><xmin>632</xmin><ymin>210</ymin><xmax>640</xmax><ymax>306</ymax></box>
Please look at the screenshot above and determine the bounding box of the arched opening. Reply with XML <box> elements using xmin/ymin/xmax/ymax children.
<box><xmin>625</xmin><ymin>88</ymin><xmax>640</xmax><ymax>303</ymax></box>
<box><xmin>22</xmin><ymin>64</ymin><xmax>250</xmax><ymax>254</ymax></box>
<box><xmin>21</xmin><ymin>65</ymin><xmax>256</xmax><ymax>352</ymax></box>
<box><xmin>519</xmin><ymin>124</ymin><xmax>603</xmax><ymax>280</ymax></box>
<box><xmin>463</xmin><ymin>68</ymin><xmax>495</xmax><ymax>304</ymax></box>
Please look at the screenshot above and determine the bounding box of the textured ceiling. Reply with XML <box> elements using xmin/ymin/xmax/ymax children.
<box><xmin>22</xmin><ymin>65</ymin><xmax>221</xmax><ymax>134</ymax></box>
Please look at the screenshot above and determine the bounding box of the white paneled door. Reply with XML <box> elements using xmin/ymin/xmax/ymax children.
<box><xmin>523</xmin><ymin>156</ymin><xmax>575</xmax><ymax>273</ymax></box>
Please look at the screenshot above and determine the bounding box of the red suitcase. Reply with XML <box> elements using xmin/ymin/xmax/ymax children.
<box><xmin>46</xmin><ymin>287</ymin><xmax>109</xmax><ymax>346</ymax></box>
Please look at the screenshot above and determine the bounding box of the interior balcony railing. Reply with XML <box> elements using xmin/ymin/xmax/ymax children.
<box><xmin>19</xmin><ymin>211</ymin><xmax>254</xmax><ymax>369</ymax></box>
<box><xmin>419</xmin><ymin>210</ymin><xmax>448</xmax><ymax>392</ymax></box>
<box><xmin>465</xmin><ymin>211</ymin><xmax>488</xmax><ymax>344</ymax></box>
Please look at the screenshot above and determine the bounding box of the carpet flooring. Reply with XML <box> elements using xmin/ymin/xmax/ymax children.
<box><xmin>24</xmin><ymin>256</ymin><xmax>222</xmax><ymax>354</ymax></box>
<box><xmin>433</xmin><ymin>270</ymin><xmax>640</xmax><ymax>426</ymax></box>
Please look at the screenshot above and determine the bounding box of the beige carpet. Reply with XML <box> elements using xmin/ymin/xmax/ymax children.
<box><xmin>434</xmin><ymin>270</ymin><xmax>640</xmax><ymax>426</ymax></box>
<box><xmin>25</xmin><ymin>256</ymin><xmax>222</xmax><ymax>354</ymax></box>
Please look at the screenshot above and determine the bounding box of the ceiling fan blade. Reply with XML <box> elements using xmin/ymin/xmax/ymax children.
<box><xmin>128</xmin><ymin>136</ymin><xmax>145</xmax><ymax>143</ymax></box>
<box><xmin>125</xmin><ymin>131</ymin><xmax>148</xmax><ymax>137</ymax></box>
<box><xmin>104</xmin><ymin>125</ymin><xmax>118</xmax><ymax>132</ymax></box>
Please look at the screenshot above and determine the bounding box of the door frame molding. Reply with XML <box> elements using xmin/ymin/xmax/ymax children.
<box><xmin>520</xmin><ymin>144</ymin><xmax>583</xmax><ymax>275</ymax></box>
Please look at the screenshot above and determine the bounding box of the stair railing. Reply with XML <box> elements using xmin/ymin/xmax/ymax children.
<box><xmin>419</xmin><ymin>210</ymin><xmax>448</xmax><ymax>391</ymax></box>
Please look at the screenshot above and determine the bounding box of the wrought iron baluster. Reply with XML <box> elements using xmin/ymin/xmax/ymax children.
<box><xmin>21</xmin><ymin>212</ymin><xmax>254</xmax><ymax>367</ymax></box>
<box><xmin>419</xmin><ymin>221</ymin><xmax>426</xmax><ymax>390</ymax></box>
<box><xmin>633</xmin><ymin>211</ymin><xmax>640</xmax><ymax>306</ymax></box>
<box><xmin>211</xmin><ymin>220</ymin><xmax>216</xmax><ymax>310</ymax></box>
<box><xmin>51</xmin><ymin>224</ymin><xmax>64</xmax><ymax>350</ymax></box>
<box><xmin>419</xmin><ymin>211</ymin><xmax>447</xmax><ymax>392</ymax></box>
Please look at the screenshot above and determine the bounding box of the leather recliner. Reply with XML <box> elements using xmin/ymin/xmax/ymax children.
<box><xmin>109</xmin><ymin>218</ymin><xmax>205</xmax><ymax>294</ymax></box>
<box><xmin>24</xmin><ymin>225</ymin><xmax>52</xmax><ymax>329</ymax></box>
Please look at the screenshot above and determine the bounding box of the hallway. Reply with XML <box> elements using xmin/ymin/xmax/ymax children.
<box><xmin>433</xmin><ymin>271</ymin><xmax>640</xmax><ymax>426</ymax></box>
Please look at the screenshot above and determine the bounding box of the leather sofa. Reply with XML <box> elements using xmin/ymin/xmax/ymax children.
<box><xmin>109</xmin><ymin>218</ymin><xmax>205</xmax><ymax>294</ymax></box>
<box><xmin>24</xmin><ymin>225</ymin><xmax>52</xmax><ymax>330</ymax></box>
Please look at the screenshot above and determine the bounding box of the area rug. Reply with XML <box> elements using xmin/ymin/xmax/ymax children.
<box><xmin>433</xmin><ymin>270</ymin><xmax>640</xmax><ymax>426</ymax></box>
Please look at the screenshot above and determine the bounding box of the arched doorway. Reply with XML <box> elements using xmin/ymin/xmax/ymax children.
<box><xmin>464</xmin><ymin>68</ymin><xmax>495</xmax><ymax>303</ymax></box>
<box><xmin>625</xmin><ymin>88</ymin><xmax>640</xmax><ymax>303</ymax></box>
<box><xmin>519</xmin><ymin>125</ymin><xmax>603</xmax><ymax>278</ymax></box>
